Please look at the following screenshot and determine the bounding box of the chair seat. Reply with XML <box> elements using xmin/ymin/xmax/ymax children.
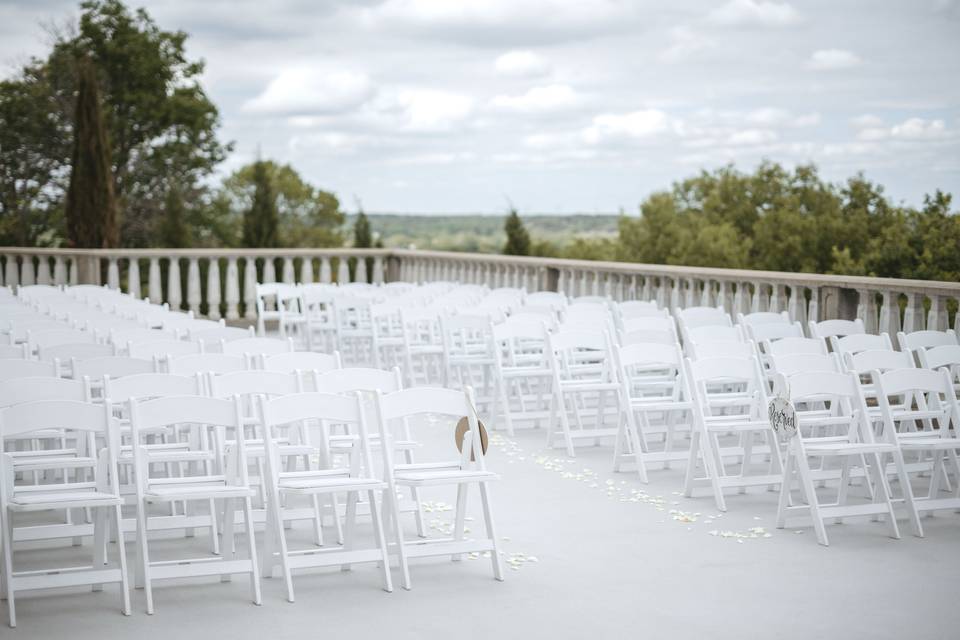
<box><xmin>145</xmin><ymin>484</ymin><xmax>255</xmax><ymax>502</ymax></box>
<box><xmin>899</xmin><ymin>435</ymin><xmax>960</xmax><ymax>451</ymax></box>
<box><xmin>12</xmin><ymin>455</ymin><xmax>96</xmax><ymax>471</ymax></box>
<box><xmin>279</xmin><ymin>475</ymin><xmax>385</xmax><ymax>494</ymax></box>
<box><xmin>803</xmin><ymin>441</ymin><xmax>896</xmax><ymax>455</ymax></box>
<box><xmin>10</xmin><ymin>490</ymin><xmax>121</xmax><ymax>511</ymax></box>
<box><xmin>394</xmin><ymin>468</ymin><xmax>498</xmax><ymax>487</ymax></box>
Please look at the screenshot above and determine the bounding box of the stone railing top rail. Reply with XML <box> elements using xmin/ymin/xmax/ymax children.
<box><xmin>2</xmin><ymin>246</ymin><xmax>958</xmax><ymax>297</ymax></box>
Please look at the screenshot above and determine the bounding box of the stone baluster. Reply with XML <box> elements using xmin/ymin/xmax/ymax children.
<box><xmin>639</xmin><ymin>276</ymin><xmax>650</xmax><ymax>302</ymax></box>
<box><xmin>186</xmin><ymin>258</ymin><xmax>202</xmax><ymax>316</ymax></box>
<box><xmin>733</xmin><ymin>282</ymin><xmax>748</xmax><ymax>317</ymax></box>
<box><xmin>901</xmin><ymin>292</ymin><xmax>923</xmax><ymax>332</ymax></box>
<box><xmin>699</xmin><ymin>279</ymin><xmax>712</xmax><ymax>307</ymax></box>
<box><xmin>225</xmin><ymin>257</ymin><xmax>240</xmax><ymax>320</ymax></box>
<box><xmin>36</xmin><ymin>257</ymin><xmax>52</xmax><ymax>285</ymax></box>
<box><xmin>167</xmin><ymin>258</ymin><xmax>182</xmax><ymax>311</ymax></box>
<box><xmin>356</xmin><ymin>255</ymin><xmax>368</xmax><ymax>283</ymax></box>
<box><xmin>336</xmin><ymin>256</ymin><xmax>350</xmax><ymax>283</ymax></box>
<box><xmin>955</xmin><ymin>297</ymin><xmax>960</xmax><ymax>335</ymax></box>
<box><xmin>927</xmin><ymin>295</ymin><xmax>948</xmax><ymax>331</ymax></box>
<box><xmin>769</xmin><ymin>284</ymin><xmax>785</xmax><ymax>313</ymax></box>
<box><xmin>68</xmin><ymin>258</ymin><xmax>77</xmax><ymax>285</ymax></box>
<box><xmin>2</xmin><ymin>255</ymin><xmax>14</xmax><ymax>287</ymax></box>
<box><xmin>263</xmin><ymin>256</ymin><xmax>277</xmax><ymax>284</ymax></box>
<box><xmin>127</xmin><ymin>257</ymin><xmax>141</xmax><ymax>298</ymax></box>
<box><xmin>877</xmin><ymin>290</ymin><xmax>901</xmax><ymax>336</ymax></box>
<box><xmin>856</xmin><ymin>289</ymin><xmax>878</xmax><ymax>333</ymax></box>
<box><xmin>749</xmin><ymin>282</ymin><xmax>763</xmax><ymax>313</ymax></box>
<box><xmin>206</xmin><ymin>258</ymin><xmax>222</xmax><ymax>319</ymax></box>
<box><xmin>669</xmin><ymin>278</ymin><xmax>681</xmax><ymax>311</ymax></box>
<box><xmin>319</xmin><ymin>257</ymin><xmax>332</xmax><ymax>283</ymax></box>
<box><xmin>786</xmin><ymin>285</ymin><xmax>802</xmax><ymax>323</ymax></box>
<box><xmin>243</xmin><ymin>257</ymin><xmax>257</xmax><ymax>320</ymax></box>
<box><xmin>53</xmin><ymin>256</ymin><xmax>67</xmax><ymax>285</ymax></box>
<box><xmin>654</xmin><ymin>278</ymin><xmax>666</xmax><ymax>308</ymax></box>
<box><xmin>717</xmin><ymin>281</ymin><xmax>732</xmax><ymax>314</ymax></box>
<box><xmin>105</xmin><ymin>258</ymin><xmax>119</xmax><ymax>289</ymax></box>
<box><xmin>683</xmin><ymin>278</ymin><xmax>695</xmax><ymax>308</ymax></box>
<box><xmin>281</xmin><ymin>257</ymin><xmax>295</xmax><ymax>284</ymax></box>
<box><xmin>299</xmin><ymin>257</ymin><xmax>314</xmax><ymax>284</ymax></box>
<box><xmin>21</xmin><ymin>256</ymin><xmax>35</xmax><ymax>286</ymax></box>
<box><xmin>807</xmin><ymin>287</ymin><xmax>820</xmax><ymax>325</ymax></box>
<box><xmin>148</xmin><ymin>258</ymin><xmax>162</xmax><ymax>304</ymax></box>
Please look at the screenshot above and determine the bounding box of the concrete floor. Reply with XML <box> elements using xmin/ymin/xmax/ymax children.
<box><xmin>8</xmin><ymin>423</ymin><xmax>960</xmax><ymax>640</ymax></box>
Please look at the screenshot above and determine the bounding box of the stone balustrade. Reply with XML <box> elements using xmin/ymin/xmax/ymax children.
<box><xmin>1</xmin><ymin>247</ymin><xmax>958</xmax><ymax>334</ymax></box>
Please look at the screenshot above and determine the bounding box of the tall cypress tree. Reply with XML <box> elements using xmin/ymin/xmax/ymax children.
<box><xmin>65</xmin><ymin>55</ymin><xmax>118</xmax><ymax>248</ymax></box>
<box><xmin>503</xmin><ymin>207</ymin><xmax>531</xmax><ymax>256</ymax></box>
<box><xmin>160</xmin><ymin>184</ymin><xmax>190</xmax><ymax>248</ymax></box>
<box><xmin>353</xmin><ymin>210</ymin><xmax>372</xmax><ymax>248</ymax></box>
<box><xmin>242</xmin><ymin>159</ymin><xmax>278</xmax><ymax>247</ymax></box>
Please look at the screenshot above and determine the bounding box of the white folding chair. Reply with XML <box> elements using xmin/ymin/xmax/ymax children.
<box><xmin>491</xmin><ymin>318</ymin><xmax>552</xmax><ymax>436</ymax></box>
<box><xmin>545</xmin><ymin>329</ymin><xmax>624</xmax><ymax>457</ymax></box>
<box><xmin>190</xmin><ymin>326</ymin><xmax>255</xmax><ymax>353</ymax></box>
<box><xmin>897</xmin><ymin>329</ymin><xmax>958</xmax><ymax>352</ymax></box>
<box><xmin>400</xmin><ymin>307</ymin><xmax>445</xmax><ymax>386</ymax></box>
<box><xmin>0</xmin><ymin>344</ymin><xmax>28</xmax><ymax>359</ymax></box>
<box><xmin>774</xmin><ymin>371</ymin><xmax>903</xmax><ymax>546</ymax></box>
<box><xmin>809</xmin><ymin>318</ymin><xmax>865</xmax><ymax>341</ymax></box>
<box><xmin>0</xmin><ymin>358</ymin><xmax>60</xmax><ymax>381</ymax></box>
<box><xmin>129</xmin><ymin>339</ymin><xmax>203</xmax><ymax>371</ymax></box>
<box><xmin>441</xmin><ymin>314</ymin><xmax>496</xmax><ymax>401</ymax></box>
<box><xmin>873</xmin><ymin>368</ymin><xmax>960</xmax><ymax>531</ymax></box>
<box><xmin>677</xmin><ymin>306</ymin><xmax>732</xmax><ymax>329</ymax></box>
<box><xmin>257</xmin><ymin>391</ymin><xmax>392</xmax><ymax>602</ymax></box>
<box><xmin>374</xmin><ymin>386</ymin><xmax>504</xmax><ymax>588</ymax></box>
<box><xmin>830</xmin><ymin>332</ymin><xmax>893</xmax><ymax>357</ymax></box>
<box><xmin>683</xmin><ymin>356</ymin><xmax>781</xmax><ymax>511</ymax></box>
<box><xmin>128</xmin><ymin>395</ymin><xmax>261</xmax><ymax>613</ymax></box>
<box><xmin>222</xmin><ymin>337</ymin><xmax>295</xmax><ymax>363</ymax></box>
<box><xmin>616</xmin><ymin>342</ymin><xmax>692</xmax><ymax>481</ymax></box>
<box><xmin>0</xmin><ymin>400</ymin><xmax>130</xmax><ymax>627</ymax></box>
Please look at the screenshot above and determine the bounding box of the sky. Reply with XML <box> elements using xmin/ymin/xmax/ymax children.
<box><xmin>2</xmin><ymin>0</ymin><xmax>959</xmax><ymax>214</ymax></box>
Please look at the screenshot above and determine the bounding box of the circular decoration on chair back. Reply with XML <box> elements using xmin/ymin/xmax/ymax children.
<box><xmin>768</xmin><ymin>395</ymin><xmax>797</xmax><ymax>442</ymax></box>
<box><xmin>455</xmin><ymin>417</ymin><xmax>489</xmax><ymax>460</ymax></box>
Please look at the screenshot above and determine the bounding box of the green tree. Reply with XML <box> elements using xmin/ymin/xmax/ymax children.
<box><xmin>159</xmin><ymin>184</ymin><xmax>190</xmax><ymax>248</ymax></box>
<box><xmin>64</xmin><ymin>56</ymin><xmax>118</xmax><ymax>249</ymax></box>
<box><xmin>242</xmin><ymin>160</ymin><xmax>279</xmax><ymax>248</ymax></box>
<box><xmin>354</xmin><ymin>210</ymin><xmax>372</xmax><ymax>248</ymax></box>
<box><xmin>0</xmin><ymin>0</ymin><xmax>230</xmax><ymax>247</ymax></box>
<box><xmin>0</xmin><ymin>64</ymin><xmax>71</xmax><ymax>246</ymax></box>
<box><xmin>503</xmin><ymin>208</ymin><xmax>531</xmax><ymax>256</ymax></box>
<box><xmin>223</xmin><ymin>160</ymin><xmax>344</xmax><ymax>248</ymax></box>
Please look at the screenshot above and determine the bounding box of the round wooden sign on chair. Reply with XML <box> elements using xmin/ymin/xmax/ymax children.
<box><xmin>455</xmin><ymin>417</ymin><xmax>489</xmax><ymax>461</ymax></box>
<box><xmin>768</xmin><ymin>395</ymin><xmax>797</xmax><ymax>442</ymax></box>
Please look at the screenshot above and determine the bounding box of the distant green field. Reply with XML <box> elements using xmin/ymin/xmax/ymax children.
<box><xmin>349</xmin><ymin>213</ymin><xmax>621</xmax><ymax>253</ymax></box>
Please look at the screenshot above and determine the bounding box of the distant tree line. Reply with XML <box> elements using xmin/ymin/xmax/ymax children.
<box><xmin>505</xmin><ymin>163</ymin><xmax>960</xmax><ymax>282</ymax></box>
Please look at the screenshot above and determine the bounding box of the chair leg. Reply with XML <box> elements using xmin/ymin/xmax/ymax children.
<box><xmin>241</xmin><ymin>498</ymin><xmax>262</xmax><ymax>606</ymax></box>
<box><xmin>113</xmin><ymin>505</ymin><xmax>132</xmax><ymax>616</ymax></box>
<box><xmin>92</xmin><ymin>506</ymin><xmax>107</xmax><ymax>592</ymax></box>
<box><xmin>796</xmin><ymin>456</ymin><xmax>829</xmax><ymax>546</ymax></box>
<box><xmin>452</xmin><ymin>483</ymin><xmax>469</xmax><ymax>562</ymax></box>
<box><xmin>367</xmin><ymin>490</ymin><xmax>393</xmax><ymax>593</ymax></box>
<box><xmin>134</xmin><ymin>503</ymin><xmax>154</xmax><ymax>615</ymax></box>
<box><xmin>341</xmin><ymin>491</ymin><xmax>358</xmax><ymax>572</ymax></box>
<box><xmin>385</xmin><ymin>489</ymin><xmax>411</xmax><ymax>590</ymax></box>
<box><xmin>2</xmin><ymin>514</ymin><xmax>16</xmax><ymax>628</ymax></box>
<box><xmin>776</xmin><ymin>448</ymin><xmax>795</xmax><ymax>529</ymax></box>
<box><xmin>478</xmin><ymin>482</ymin><xmax>504</xmax><ymax>581</ymax></box>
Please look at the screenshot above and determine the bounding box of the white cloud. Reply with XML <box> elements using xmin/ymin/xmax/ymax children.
<box><xmin>659</xmin><ymin>26</ymin><xmax>713</xmax><ymax>62</ymax></box>
<box><xmin>891</xmin><ymin>117</ymin><xmax>947</xmax><ymax>140</ymax></box>
<box><xmin>581</xmin><ymin>109</ymin><xmax>672</xmax><ymax>145</ymax></box>
<box><xmin>395</xmin><ymin>89</ymin><xmax>474</xmax><ymax>132</ymax></box>
<box><xmin>855</xmin><ymin>117</ymin><xmax>947</xmax><ymax>142</ymax></box>
<box><xmin>850</xmin><ymin>114</ymin><xmax>884</xmax><ymax>129</ymax></box>
<box><xmin>744</xmin><ymin>107</ymin><xmax>819</xmax><ymax>127</ymax></box>
<box><xmin>708</xmin><ymin>0</ymin><xmax>800</xmax><ymax>27</ymax></box>
<box><xmin>490</xmin><ymin>84</ymin><xmax>580</xmax><ymax>113</ymax></box>
<box><xmin>244</xmin><ymin>68</ymin><xmax>374</xmax><ymax>115</ymax></box>
<box><xmin>807</xmin><ymin>49</ymin><xmax>862</xmax><ymax>70</ymax></box>
<box><xmin>726</xmin><ymin>128</ymin><xmax>778</xmax><ymax>145</ymax></box>
<box><xmin>494</xmin><ymin>50</ymin><xmax>550</xmax><ymax>77</ymax></box>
